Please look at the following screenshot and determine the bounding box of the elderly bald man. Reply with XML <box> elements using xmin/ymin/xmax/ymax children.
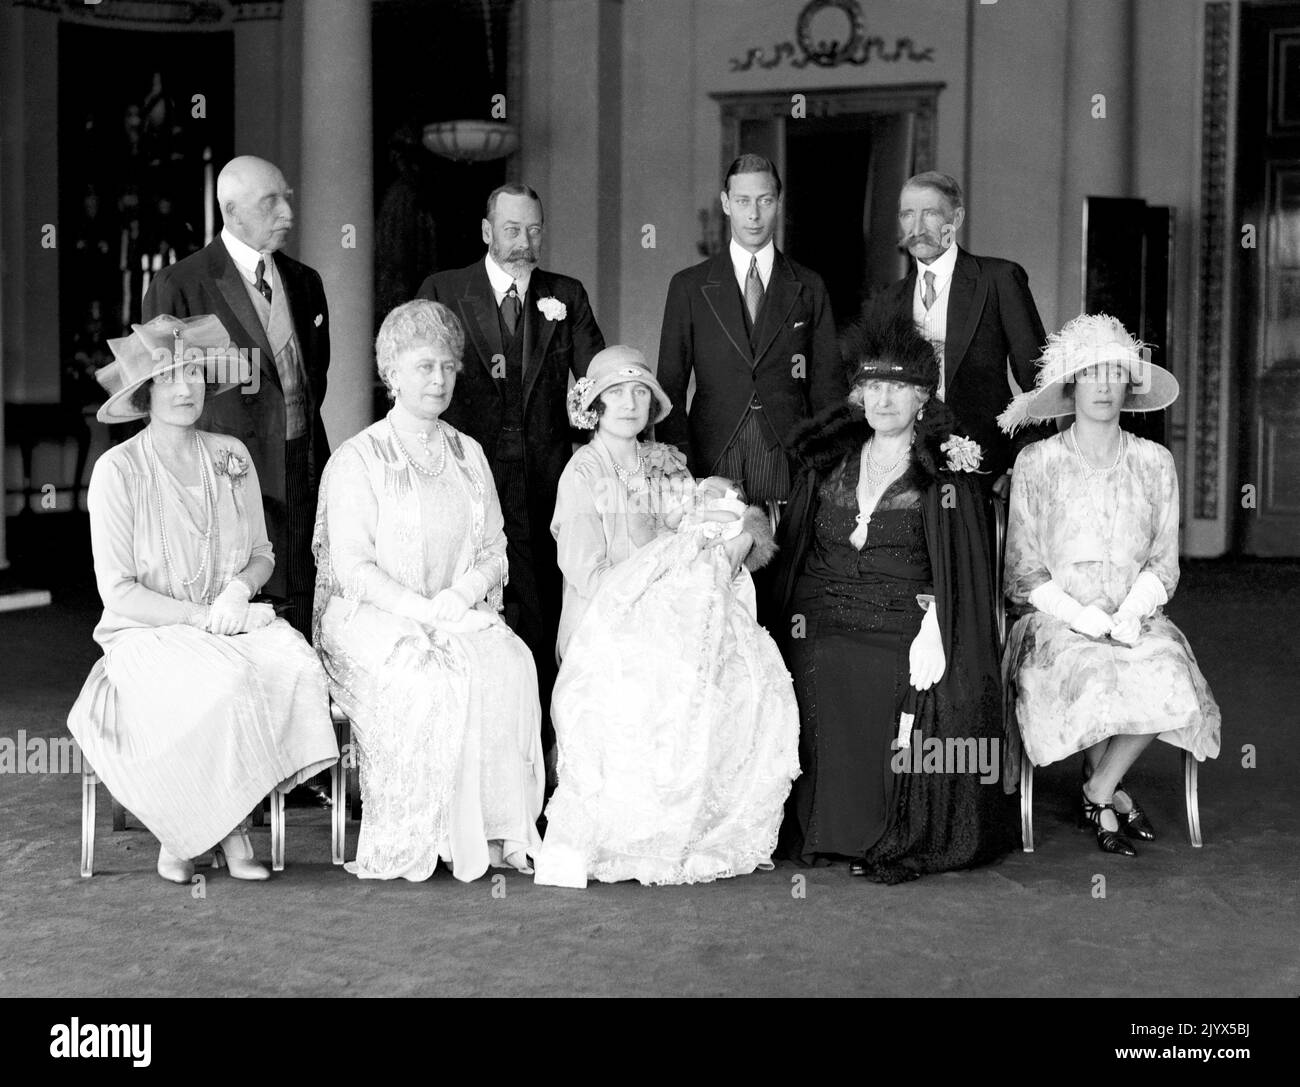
<box><xmin>144</xmin><ymin>155</ymin><xmax>330</xmax><ymax>640</ymax></box>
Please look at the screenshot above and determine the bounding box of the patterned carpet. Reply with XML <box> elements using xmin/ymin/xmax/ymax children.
<box><xmin>1</xmin><ymin>514</ymin><xmax>1296</xmax><ymax>996</ymax></box>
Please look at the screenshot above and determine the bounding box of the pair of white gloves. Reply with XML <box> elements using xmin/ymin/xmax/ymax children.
<box><xmin>1028</xmin><ymin>572</ymin><xmax>1167</xmax><ymax>645</ymax></box>
<box><xmin>195</xmin><ymin>580</ymin><xmax>275</xmax><ymax>635</ymax></box>
<box><xmin>394</xmin><ymin>585</ymin><xmax>497</xmax><ymax>633</ymax></box>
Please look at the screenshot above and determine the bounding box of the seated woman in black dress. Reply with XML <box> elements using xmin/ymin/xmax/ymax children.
<box><xmin>771</xmin><ymin>309</ymin><xmax>1016</xmax><ymax>883</ymax></box>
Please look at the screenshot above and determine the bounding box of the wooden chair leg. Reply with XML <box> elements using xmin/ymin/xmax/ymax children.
<box><xmin>81</xmin><ymin>769</ymin><xmax>97</xmax><ymax>878</ymax></box>
<box><xmin>270</xmin><ymin>790</ymin><xmax>285</xmax><ymax>872</ymax></box>
<box><xmin>1020</xmin><ymin>750</ymin><xmax>1035</xmax><ymax>853</ymax></box>
<box><xmin>1183</xmin><ymin>749</ymin><xmax>1203</xmax><ymax>848</ymax></box>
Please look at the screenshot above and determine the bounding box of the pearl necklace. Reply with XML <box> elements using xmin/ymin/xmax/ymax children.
<box><xmin>1069</xmin><ymin>426</ymin><xmax>1126</xmax><ymax>476</ymax></box>
<box><xmin>1070</xmin><ymin>427</ymin><xmax>1126</xmax><ymax>565</ymax></box>
<box><xmin>864</xmin><ymin>438</ymin><xmax>908</xmax><ymax>485</ymax></box>
<box><xmin>390</xmin><ymin>419</ymin><xmax>447</xmax><ymax>477</ymax></box>
<box><xmin>148</xmin><ymin>430</ymin><xmax>218</xmax><ymax>601</ymax></box>
<box><xmin>855</xmin><ymin>439</ymin><xmax>910</xmax><ymax>540</ymax></box>
<box><xmin>609</xmin><ymin>443</ymin><xmax>645</xmax><ymax>490</ymax></box>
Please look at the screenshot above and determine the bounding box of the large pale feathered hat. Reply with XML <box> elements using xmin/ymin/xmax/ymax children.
<box><xmin>997</xmin><ymin>313</ymin><xmax>1179</xmax><ymax>434</ymax></box>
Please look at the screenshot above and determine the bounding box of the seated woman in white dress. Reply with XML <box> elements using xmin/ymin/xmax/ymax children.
<box><xmin>999</xmin><ymin>314</ymin><xmax>1222</xmax><ymax>856</ymax></box>
<box><xmin>313</xmin><ymin>300</ymin><xmax>543</xmax><ymax>882</ymax></box>
<box><xmin>534</xmin><ymin>346</ymin><xmax>800</xmax><ymax>888</ymax></box>
<box><xmin>68</xmin><ymin>314</ymin><xmax>340</xmax><ymax>883</ymax></box>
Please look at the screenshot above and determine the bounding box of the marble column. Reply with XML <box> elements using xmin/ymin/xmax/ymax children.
<box><xmin>299</xmin><ymin>0</ymin><xmax>373</xmax><ymax>446</ymax></box>
<box><xmin>1056</xmin><ymin>0</ymin><xmax>1135</xmax><ymax>320</ymax></box>
<box><xmin>233</xmin><ymin>2</ymin><xmax>284</xmax><ymax>162</ymax></box>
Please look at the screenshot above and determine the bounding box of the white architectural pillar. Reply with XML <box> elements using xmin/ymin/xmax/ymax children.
<box><xmin>299</xmin><ymin>0</ymin><xmax>373</xmax><ymax>446</ymax></box>
<box><xmin>1057</xmin><ymin>0</ymin><xmax>1135</xmax><ymax>320</ymax></box>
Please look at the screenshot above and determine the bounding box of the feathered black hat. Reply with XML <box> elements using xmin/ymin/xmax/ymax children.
<box><xmin>842</xmin><ymin>297</ymin><xmax>941</xmax><ymax>392</ymax></box>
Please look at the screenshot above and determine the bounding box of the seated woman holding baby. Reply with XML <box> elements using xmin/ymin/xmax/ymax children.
<box><xmin>533</xmin><ymin>346</ymin><xmax>800</xmax><ymax>888</ymax></box>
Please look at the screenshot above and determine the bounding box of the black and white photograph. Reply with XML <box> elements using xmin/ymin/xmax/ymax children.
<box><xmin>0</xmin><ymin>0</ymin><xmax>1294</xmax><ymax>1046</ymax></box>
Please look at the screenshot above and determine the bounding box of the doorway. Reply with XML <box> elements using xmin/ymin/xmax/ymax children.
<box><xmin>1236</xmin><ymin>3</ymin><xmax>1300</xmax><ymax>555</ymax></box>
<box><xmin>713</xmin><ymin>84</ymin><xmax>942</xmax><ymax>329</ymax></box>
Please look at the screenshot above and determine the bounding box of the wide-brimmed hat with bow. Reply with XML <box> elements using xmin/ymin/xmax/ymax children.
<box><xmin>998</xmin><ymin>313</ymin><xmax>1179</xmax><ymax>433</ymax></box>
<box><xmin>96</xmin><ymin>313</ymin><xmax>242</xmax><ymax>424</ymax></box>
<box><xmin>567</xmin><ymin>345</ymin><xmax>672</xmax><ymax>429</ymax></box>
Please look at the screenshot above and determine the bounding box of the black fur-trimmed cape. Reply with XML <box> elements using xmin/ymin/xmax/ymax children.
<box><xmin>770</xmin><ymin>397</ymin><xmax>1017</xmax><ymax>882</ymax></box>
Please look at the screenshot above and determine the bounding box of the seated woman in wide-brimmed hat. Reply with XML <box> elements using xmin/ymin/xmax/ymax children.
<box><xmin>68</xmin><ymin>314</ymin><xmax>339</xmax><ymax>883</ymax></box>
<box><xmin>998</xmin><ymin>313</ymin><xmax>1222</xmax><ymax>856</ymax></box>
<box><xmin>534</xmin><ymin>345</ymin><xmax>799</xmax><ymax>889</ymax></box>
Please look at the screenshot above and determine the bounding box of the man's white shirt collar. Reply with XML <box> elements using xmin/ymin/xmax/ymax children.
<box><xmin>485</xmin><ymin>253</ymin><xmax>532</xmax><ymax>303</ymax></box>
<box><xmin>914</xmin><ymin>241</ymin><xmax>959</xmax><ymax>290</ymax></box>
<box><xmin>221</xmin><ymin>227</ymin><xmax>275</xmax><ymax>287</ymax></box>
<box><xmin>729</xmin><ymin>237</ymin><xmax>775</xmax><ymax>291</ymax></box>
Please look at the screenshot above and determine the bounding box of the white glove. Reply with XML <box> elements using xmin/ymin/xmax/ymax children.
<box><xmin>908</xmin><ymin>600</ymin><xmax>946</xmax><ymax>690</ymax></box>
<box><xmin>428</xmin><ymin>587</ymin><xmax>470</xmax><ymax>622</ymax></box>
<box><xmin>1109</xmin><ymin>571</ymin><xmax>1167</xmax><ymax>646</ymax></box>
<box><xmin>1028</xmin><ymin>580</ymin><xmax>1112</xmax><ymax>639</ymax></box>
<box><xmin>207</xmin><ymin>579</ymin><xmax>252</xmax><ymax>636</ymax></box>
<box><xmin>242</xmin><ymin>602</ymin><xmax>277</xmax><ymax>632</ymax></box>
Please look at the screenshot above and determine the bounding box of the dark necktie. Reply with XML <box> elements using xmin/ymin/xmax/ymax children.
<box><xmin>255</xmin><ymin>258</ymin><xmax>273</xmax><ymax>305</ymax></box>
<box><xmin>500</xmin><ymin>282</ymin><xmax>520</xmax><ymax>336</ymax></box>
<box><xmin>922</xmin><ymin>269</ymin><xmax>937</xmax><ymax>311</ymax></box>
<box><xmin>745</xmin><ymin>256</ymin><xmax>764</xmax><ymax>325</ymax></box>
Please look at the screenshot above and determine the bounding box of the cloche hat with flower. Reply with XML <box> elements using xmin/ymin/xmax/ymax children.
<box><xmin>96</xmin><ymin>313</ymin><xmax>242</xmax><ymax>424</ymax></box>
<box><xmin>567</xmin><ymin>345</ymin><xmax>672</xmax><ymax>429</ymax></box>
<box><xmin>997</xmin><ymin>313</ymin><xmax>1179</xmax><ymax>434</ymax></box>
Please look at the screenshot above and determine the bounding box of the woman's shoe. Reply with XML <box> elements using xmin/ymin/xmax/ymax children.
<box><xmin>212</xmin><ymin>827</ymin><xmax>270</xmax><ymax>881</ymax></box>
<box><xmin>1114</xmin><ymin>780</ymin><xmax>1157</xmax><ymax>841</ymax></box>
<box><xmin>157</xmin><ymin>845</ymin><xmax>195</xmax><ymax>884</ymax></box>
<box><xmin>1079</xmin><ymin>787</ymin><xmax>1137</xmax><ymax>857</ymax></box>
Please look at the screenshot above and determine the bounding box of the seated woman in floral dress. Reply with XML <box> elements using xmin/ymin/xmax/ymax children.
<box><xmin>533</xmin><ymin>346</ymin><xmax>799</xmax><ymax>888</ymax></box>
<box><xmin>999</xmin><ymin>313</ymin><xmax>1221</xmax><ymax>855</ymax></box>
<box><xmin>313</xmin><ymin>300</ymin><xmax>543</xmax><ymax>882</ymax></box>
<box><xmin>68</xmin><ymin>314</ymin><xmax>339</xmax><ymax>883</ymax></box>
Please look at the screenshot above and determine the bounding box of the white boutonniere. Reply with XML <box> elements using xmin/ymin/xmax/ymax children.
<box><xmin>537</xmin><ymin>297</ymin><xmax>567</xmax><ymax>322</ymax></box>
<box><xmin>940</xmin><ymin>435</ymin><xmax>985</xmax><ymax>474</ymax></box>
<box><xmin>213</xmin><ymin>447</ymin><xmax>250</xmax><ymax>489</ymax></box>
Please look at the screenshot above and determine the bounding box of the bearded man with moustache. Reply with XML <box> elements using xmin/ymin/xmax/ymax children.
<box><xmin>416</xmin><ymin>184</ymin><xmax>604</xmax><ymax>776</ymax></box>
<box><xmin>874</xmin><ymin>171</ymin><xmax>1048</xmax><ymax>495</ymax></box>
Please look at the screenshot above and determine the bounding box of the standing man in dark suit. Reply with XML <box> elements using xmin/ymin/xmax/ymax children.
<box><xmin>416</xmin><ymin>183</ymin><xmax>604</xmax><ymax>764</ymax></box>
<box><xmin>656</xmin><ymin>154</ymin><xmax>840</xmax><ymax>510</ymax></box>
<box><xmin>878</xmin><ymin>171</ymin><xmax>1048</xmax><ymax>494</ymax></box>
<box><xmin>144</xmin><ymin>155</ymin><xmax>329</xmax><ymax>637</ymax></box>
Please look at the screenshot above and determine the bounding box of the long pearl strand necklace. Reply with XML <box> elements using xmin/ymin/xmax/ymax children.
<box><xmin>855</xmin><ymin>437</ymin><xmax>909</xmax><ymax>539</ymax></box>
<box><xmin>1069</xmin><ymin>425</ymin><xmax>1126</xmax><ymax>567</ymax></box>
<box><xmin>390</xmin><ymin>418</ymin><xmax>448</xmax><ymax>477</ymax></box>
<box><xmin>148</xmin><ymin>429</ymin><xmax>218</xmax><ymax>601</ymax></box>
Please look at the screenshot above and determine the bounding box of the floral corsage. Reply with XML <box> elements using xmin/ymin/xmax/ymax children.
<box><xmin>213</xmin><ymin>447</ymin><xmax>250</xmax><ymax>489</ymax></box>
<box><xmin>567</xmin><ymin>377</ymin><xmax>598</xmax><ymax>429</ymax></box>
<box><xmin>940</xmin><ymin>435</ymin><xmax>986</xmax><ymax>474</ymax></box>
<box><xmin>537</xmin><ymin>297</ymin><xmax>567</xmax><ymax>322</ymax></box>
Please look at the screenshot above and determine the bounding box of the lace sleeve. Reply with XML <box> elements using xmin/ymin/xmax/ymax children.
<box><xmin>450</xmin><ymin>440</ymin><xmax>508</xmax><ymax>612</ymax></box>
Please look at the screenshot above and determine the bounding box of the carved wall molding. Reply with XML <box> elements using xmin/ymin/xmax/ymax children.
<box><xmin>17</xmin><ymin>0</ymin><xmax>238</xmax><ymax>28</ymax></box>
<box><xmin>1194</xmin><ymin>1</ymin><xmax>1232</xmax><ymax>520</ymax></box>
<box><xmin>729</xmin><ymin>0</ymin><xmax>934</xmax><ymax>73</ymax></box>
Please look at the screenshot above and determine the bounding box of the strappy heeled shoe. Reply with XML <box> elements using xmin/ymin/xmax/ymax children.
<box><xmin>157</xmin><ymin>845</ymin><xmax>195</xmax><ymax>884</ymax></box>
<box><xmin>1114</xmin><ymin>779</ymin><xmax>1157</xmax><ymax>841</ymax></box>
<box><xmin>1079</xmin><ymin>786</ymin><xmax>1136</xmax><ymax>856</ymax></box>
<box><xmin>212</xmin><ymin>826</ymin><xmax>270</xmax><ymax>881</ymax></box>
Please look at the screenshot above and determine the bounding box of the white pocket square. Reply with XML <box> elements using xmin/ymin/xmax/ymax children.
<box><xmin>792</xmin><ymin>320</ymin><xmax>807</xmax><ymax>329</ymax></box>
<box><xmin>314</xmin><ymin>314</ymin><xmax>324</xmax><ymax>327</ymax></box>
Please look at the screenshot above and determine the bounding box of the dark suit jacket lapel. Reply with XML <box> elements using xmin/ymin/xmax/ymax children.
<box><xmin>700</xmin><ymin>252</ymin><xmax>754</xmax><ymax>366</ymax></box>
<box><xmin>207</xmin><ymin>241</ymin><xmax>279</xmax><ymax>390</ymax></box>
<box><xmin>752</xmin><ymin>250</ymin><xmax>800</xmax><ymax>367</ymax></box>
<box><xmin>944</xmin><ymin>247</ymin><xmax>986</xmax><ymax>389</ymax></box>
<box><xmin>524</xmin><ymin>270</ymin><xmax>558</xmax><ymax>409</ymax></box>
<box><xmin>277</xmin><ymin>260</ymin><xmax>318</xmax><ymax>403</ymax></box>
<box><xmin>457</xmin><ymin>262</ymin><xmax>505</xmax><ymax>392</ymax></box>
